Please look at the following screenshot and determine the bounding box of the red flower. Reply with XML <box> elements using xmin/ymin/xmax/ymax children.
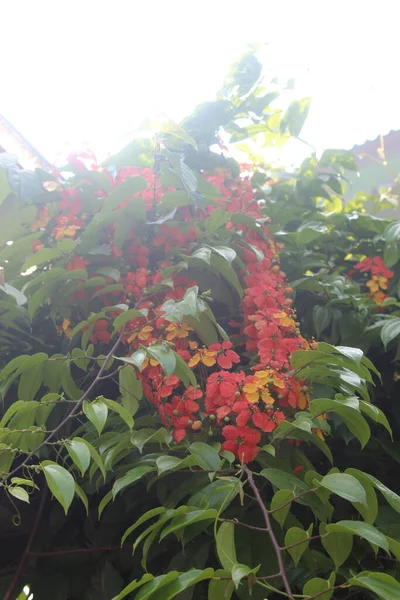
<box><xmin>67</xmin><ymin>256</ymin><xmax>88</xmax><ymax>271</ymax></box>
<box><xmin>221</xmin><ymin>425</ymin><xmax>261</xmax><ymax>463</ymax></box>
<box><xmin>209</xmin><ymin>341</ymin><xmax>240</xmax><ymax>369</ymax></box>
<box><xmin>90</xmin><ymin>319</ymin><xmax>112</xmax><ymax>344</ymax></box>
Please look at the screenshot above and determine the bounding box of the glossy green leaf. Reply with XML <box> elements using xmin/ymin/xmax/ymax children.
<box><xmin>318</xmin><ymin>473</ymin><xmax>366</xmax><ymax>505</ymax></box>
<box><xmin>159</xmin><ymin>508</ymin><xmax>216</xmax><ymax>540</ymax></box>
<box><xmin>66</xmin><ymin>438</ymin><xmax>91</xmax><ymax>476</ymax></box>
<box><xmin>83</xmin><ymin>399</ymin><xmax>108</xmax><ymax>435</ymax></box>
<box><xmin>326</xmin><ymin>521</ymin><xmax>389</xmax><ymax>552</ymax></box>
<box><xmin>111</xmin><ymin>574</ymin><xmax>154</xmax><ymax>600</ymax></box>
<box><xmin>9</xmin><ymin>486</ymin><xmax>30</xmax><ymax>503</ymax></box>
<box><xmin>189</xmin><ymin>442</ymin><xmax>221</xmax><ymax>471</ymax></box>
<box><xmin>119</xmin><ymin>365</ymin><xmax>142</xmax><ymax>414</ymax></box>
<box><xmin>102</xmin><ymin>397</ymin><xmax>134</xmax><ymax>430</ymax></box>
<box><xmin>208</xmin><ymin>570</ymin><xmax>233</xmax><ymax>600</ymax></box>
<box><xmin>112</xmin><ymin>465</ymin><xmax>154</xmax><ymax>498</ymax></box>
<box><xmin>74</xmin><ymin>482</ymin><xmax>89</xmax><ymax>514</ymax></box>
<box><xmin>41</xmin><ymin>461</ymin><xmax>75</xmax><ymax>514</ymax></box>
<box><xmin>349</xmin><ymin>571</ymin><xmax>400</xmax><ymax>600</ymax></box>
<box><xmin>147</xmin><ymin>343</ymin><xmax>176</xmax><ymax>376</ymax></box>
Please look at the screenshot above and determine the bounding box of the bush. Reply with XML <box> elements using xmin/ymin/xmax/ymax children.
<box><xmin>1</xmin><ymin>51</ymin><xmax>400</xmax><ymax>600</ymax></box>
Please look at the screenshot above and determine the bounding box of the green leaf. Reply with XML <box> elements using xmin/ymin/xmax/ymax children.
<box><xmin>111</xmin><ymin>574</ymin><xmax>154</xmax><ymax>600</ymax></box>
<box><xmin>283</xmin><ymin>97</ymin><xmax>311</xmax><ymax>137</ymax></box>
<box><xmin>74</xmin><ymin>437</ymin><xmax>106</xmax><ymax>481</ymax></box>
<box><xmin>9</xmin><ymin>486</ymin><xmax>30</xmax><ymax>503</ymax></box>
<box><xmin>284</xmin><ymin>526</ymin><xmax>310</xmax><ymax>566</ymax></box>
<box><xmin>131</xmin><ymin>427</ymin><xmax>172</xmax><ymax>452</ymax></box>
<box><xmin>119</xmin><ymin>365</ymin><xmax>142</xmax><ymax>414</ymax></box>
<box><xmin>0</xmin><ymin>168</ymin><xmax>11</xmax><ymax>206</ymax></box>
<box><xmin>359</xmin><ymin>401</ymin><xmax>392</xmax><ymax>438</ymax></box>
<box><xmin>83</xmin><ymin>399</ymin><xmax>108</xmax><ymax>435</ymax></box>
<box><xmin>208</xmin><ymin>570</ymin><xmax>233</xmax><ymax>600</ymax></box>
<box><xmin>318</xmin><ymin>473</ymin><xmax>367</xmax><ymax>505</ymax></box>
<box><xmin>98</xmin><ymin>491</ymin><xmax>113</xmax><ymax>518</ymax></box>
<box><xmin>303</xmin><ymin>577</ymin><xmax>333</xmax><ymax>600</ymax></box>
<box><xmin>121</xmin><ymin>507</ymin><xmax>167</xmax><ymax>545</ymax></box>
<box><xmin>74</xmin><ymin>482</ymin><xmax>89</xmax><ymax>514</ymax></box>
<box><xmin>112</xmin><ymin>465</ymin><xmax>154</xmax><ymax>498</ymax></box>
<box><xmin>143</xmin><ymin>569</ymin><xmax>214</xmax><ymax>600</ymax></box>
<box><xmin>10</xmin><ymin>477</ymin><xmax>38</xmax><ymax>489</ymax></box>
<box><xmin>113</xmin><ymin>308</ymin><xmax>148</xmax><ymax>332</ymax></box>
<box><xmin>131</xmin><ymin>572</ymin><xmax>180</xmax><ymax>600</ymax></box>
<box><xmin>231</xmin><ymin>564</ymin><xmax>253</xmax><ymax>589</ymax></box>
<box><xmin>66</xmin><ymin>439</ymin><xmax>91</xmax><ymax>476</ymax></box>
<box><xmin>102</xmin><ymin>397</ymin><xmax>134</xmax><ymax>430</ymax></box>
<box><xmin>261</xmin><ymin>468</ymin><xmax>310</xmax><ymax>495</ymax></box>
<box><xmin>205</xmin><ymin>208</ymin><xmax>230</xmax><ymax>234</ymax></box>
<box><xmin>156</xmin><ymin>455</ymin><xmax>195</xmax><ymax>475</ymax></box>
<box><xmin>313</xmin><ymin>305</ymin><xmax>332</xmax><ymax>337</ymax></box>
<box><xmin>361</xmin><ymin>472</ymin><xmax>400</xmax><ymax>513</ymax></box>
<box><xmin>326</xmin><ymin>521</ymin><xmax>389</xmax><ymax>552</ymax></box>
<box><xmin>349</xmin><ymin>571</ymin><xmax>400</xmax><ymax>600</ymax></box>
<box><xmin>320</xmin><ymin>523</ymin><xmax>352</xmax><ymax>570</ymax></box>
<box><xmin>159</xmin><ymin>508</ymin><xmax>217</xmax><ymax>540</ymax></box>
<box><xmin>343</xmin><ymin>468</ymin><xmax>378</xmax><ymax>523</ymax></box>
<box><xmin>210</xmin><ymin>253</ymin><xmax>243</xmax><ymax>298</ymax></box>
<box><xmin>147</xmin><ymin>343</ymin><xmax>176</xmax><ymax>376</ymax></box>
<box><xmin>310</xmin><ymin>398</ymin><xmax>371</xmax><ymax>448</ymax></box>
<box><xmin>381</xmin><ymin>319</ymin><xmax>400</xmax><ymax>349</ymax></box>
<box><xmin>216</xmin><ymin>522</ymin><xmax>237</xmax><ymax>572</ymax></box>
<box><xmin>270</xmin><ymin>489</ymin><xmax>294</xmax><ymax>527</ymax></box>
<box><xmin>22</xmin><ymin>247</ymin><xmax>63</xmax><ymax>272</ymax></box>
<box><xmin>189</xmin><ymin>442</ymin><xmax>221</xmax><ymax>471</ymax></box>
<box><xmin>41</xmin><ymin>461</ymin><xmax>75</xmax><ymax>514</ymax></box>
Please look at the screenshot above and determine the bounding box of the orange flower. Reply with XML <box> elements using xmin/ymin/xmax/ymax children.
<box><xmin>54</xmin><ymin>224</ymin><xmax>81</xmax><ymax>241</ymax></box>
<box><xmin>366</xmin><ymin>275</ymin><xmax>388</xmax><ymax>293</ymax></box>
<box><xmin>127</xmin><ymin>325</ymin><xmax>153</xmax><ymax>343</ymax></box>
<box><xmin>273</xmin><ymin>311</ymin><xmax>296</xmax><ymax>329</ymax></box>
<box><xmin>243</xmin><ymin>372</ymin><xmax>274</xmax><ymax>406</ymax></box>
<box><xmin>57</xmin><ymin>318</ymin><xmax>72</xmax><ymax>338</ymax></box>
<box><xmin>165</xmin><ymin>321</ymin><xmax>192</xmax><ymax>341</ymax></box>
<box><xmin>188</xmin><ymin>343</ymin><xmax>217</xmax><ymax>368</ymax></box>
<box><xmin>32</xmin><ymin>207</ymin><xmax>51</xmax><ymax>231</ymax></box>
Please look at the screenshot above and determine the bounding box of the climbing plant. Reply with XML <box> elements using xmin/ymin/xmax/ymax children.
<box><xmin>1</xmin><ymin>51</ymin><xmax>400</xmax><ymax>600</ymax></box>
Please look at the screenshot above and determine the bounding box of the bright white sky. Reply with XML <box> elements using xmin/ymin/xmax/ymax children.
<box><xmin>2</xmin><ymin>0</ymin><xmax>400</xmax><ymax>165</ymax></box>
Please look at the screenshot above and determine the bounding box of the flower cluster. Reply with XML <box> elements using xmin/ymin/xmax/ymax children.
<box><xmin>349</xmin><ymin>256</ymin><xmax>394</xmax><ymax>305</ymax></box>
<box><xmin>34</xmin><ymin>157</ymin><xmax>312</xmax><ymax>463</ymax></box>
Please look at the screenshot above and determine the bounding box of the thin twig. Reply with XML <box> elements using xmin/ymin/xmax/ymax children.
<box><xmin>30</xmin><ymin>545</ymin><xmax>131</xmax><ymax>557</ymax></box>
<box><xmin>281</xmin><ymin>534</ymin><xmax>322</xmax><ymax>551</ymax></box>
<box><xmin>219</xmin><ymin>518</ymin><xmax>268</xmax><ymax>532</ymax></box>
<box><xmin>3</xmin><ymin>333</ymin><xmax>124</xmax><ymax>481</ymax></box>
<box><xmin>4</xmin><ymin>489</ymin><xmax>47</xmax><ymax>600</ymax></box>
<box><xmin>244</xmin><ymin>466</ymin><xmax>294</xmax><ymax>600</ymax></box>
<box><xmin>269</xmin><ymin>487</ymin><xmax>318</xmax><ymax>514</ymax></box>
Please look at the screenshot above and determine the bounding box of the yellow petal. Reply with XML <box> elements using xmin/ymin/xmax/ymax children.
<box><xmin>188</xmin><ymin>355</ymin><xmax>200</xmax><ymax>368</ymax></box>
<box><xmin>202</xmin><ymin>355</ymin><xmax>216</xmax><ymax>367</ymax></box>
<box><xmin>245</xmin><ymin>391</ymin><xmax>259</xmax><ymax>403</ymax></box>
<box><xmin>261</xmin><ymin>390</ymin><xmax>274</xmax><ymax>405</ymax></box>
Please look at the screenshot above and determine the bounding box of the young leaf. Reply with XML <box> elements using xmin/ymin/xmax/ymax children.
<box><xmin>83</xmin><ymin>399</ymin><xmax>108</xmax><ymax>436</ymax></box>
<box><xmin>284</xmin><ymin>527</ymin><xmax>310</xmax><ymax>566</ymax></box>
<box><xmin>270</xmin><ymin>489</ymin><xmax>294</xmax><ymax>527</ymax></box>
<box><xmin>303</xmin><ymin>578</ymin><xmax>333</xmax><ymax>600</ymax></box>
<box><xmin>320</xmin><ymin>523</ymin><xmax>352</xmax><ymax>570</ymax></box>
<box><xmin>102</xmin><ymin>397</ymin><xmax>134</xmax><ymax>430</ymax></box>
<box><xmin>66</xmin><ymin>439</ymin><xmax>91</xmax><ymax>476</ymax></box>
<box><xmin>9</xmin><ymin>486</ymin><xmax>30</xmax><ymax>503</ymax></box>
<box><xmin>41</xmin><ymin>461</ymin><xmax>75</xmax><ymax>514</ymax></box>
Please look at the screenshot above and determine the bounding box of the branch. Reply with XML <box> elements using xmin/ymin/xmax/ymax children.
<box><xmin>3</xmin><ymin>333</ymin><xmax>124</xmax><ymax>481</ymax></box>
<box><xmin>4</xmin><ymin>489</ymin><xmax>47</xmax><ymax>600</ymax></box>
<box><xmin>30</xmin><ymin>545</ymin><xmax>131</xmax><ymax>557</ymax></box>
<box><xmin>244</xmin><ymin>466</ymin><xmax>294</xmax><ymax>600</ymax></box>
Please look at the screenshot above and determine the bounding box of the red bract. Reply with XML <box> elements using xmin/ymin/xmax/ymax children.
<box><xmin>209</xmin><ymin>341</ymin><xmax>240</xmax><ymax>369</ymax></box>
<box><xmin>221</xmin><ymin>425</ymin><xmax>261</xmax><ymax>463</ymax></box>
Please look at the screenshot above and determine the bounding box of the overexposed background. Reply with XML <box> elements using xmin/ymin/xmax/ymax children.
<box><xmin>1</xmin><ymin>0</ymin><xmax>399</xmax><ymax>163</ymax></box>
